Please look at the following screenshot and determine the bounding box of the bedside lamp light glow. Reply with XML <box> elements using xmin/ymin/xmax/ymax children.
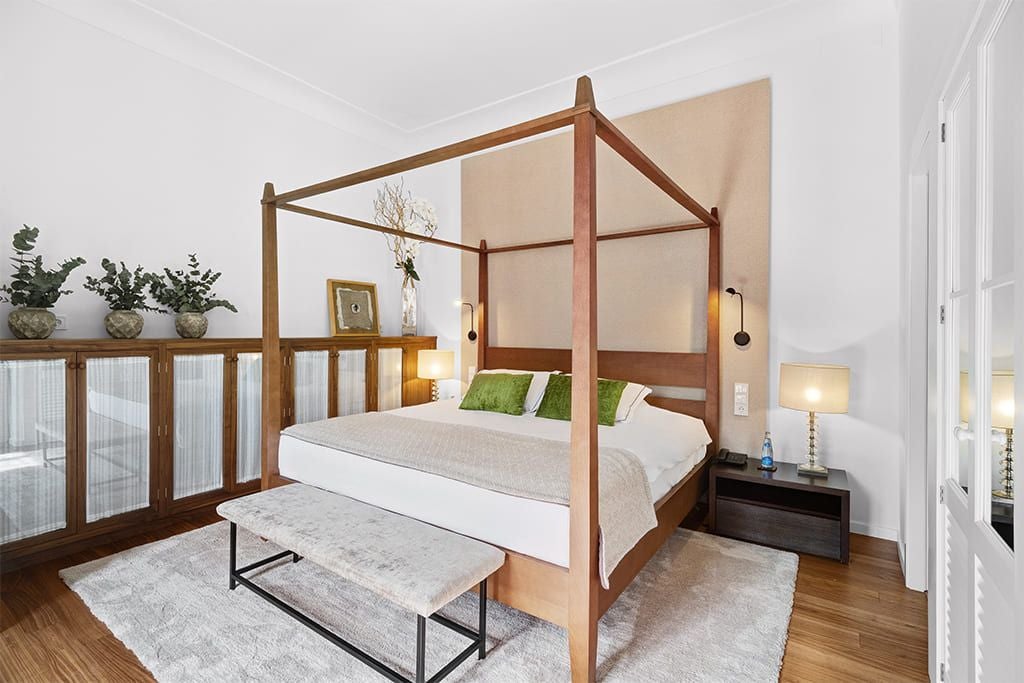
<box><xmin>779</xmin><ymin>363</ymin><xmax>850</xmax><ymax>477</ymax></box>
<box><xmin>961</xmin><ymin>371</ymin><xmax>1016</xmax><ymax>499</ymax></box>
<box><xmin>417</xmin><ymin>350</ymin><xmax>455</xmax><ymax>401</ymax></box>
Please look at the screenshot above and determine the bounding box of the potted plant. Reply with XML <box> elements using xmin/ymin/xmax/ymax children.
<box><xmin>149</xmin><ymin>254</ymin><xmax>237</xmax><ymax>338</ymax></box>
<box><xmin>83</xmin><ymin>259</ymin><xmax>163</xmax><ymax>339</ymax></box>
<box><xmin>373</xmin><ymin>180</ymin><xmax>438</xmax><ymax>335</ymax></box>
<box><xmin>0</xmin><ymin>226</ymin><xmax>85</xmax><ymax>339</ymax></box>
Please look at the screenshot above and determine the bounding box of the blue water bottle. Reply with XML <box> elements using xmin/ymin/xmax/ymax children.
<box><xmin>759</xmin><ymin>431</ymin><xmax>777</xmax><ymax>472</ymax></box>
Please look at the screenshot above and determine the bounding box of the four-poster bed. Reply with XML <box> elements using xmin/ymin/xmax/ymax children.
<box><xmin>260</xmin><ymin>76</ymin><xmax>721</xmax><ymax>682</ymax></box>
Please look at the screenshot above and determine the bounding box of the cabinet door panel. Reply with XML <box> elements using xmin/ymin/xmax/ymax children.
<box><xmin>172</xmin><ymin>354</ymin><xmax>225</xmax><ymax>499</ymax></box>
<box><xmin>84</xmin><ymin>355</ymin><xmax>152</xmax><ymax>523</ymax></box>
<box><xmin>378</xmin><ymin>348</ymin><xmax>403</xmax><ymax>411</ymax></box>
<box><xmin>0</xmin><ymin>357</ymin><xmax>71</xmax><ymax>544</ymax></box>
<box><xmin>236</xmin><ymin>352</ymin><xmax>261</xmax><ymax>483</ymax></box>
<box><xmin>293</xmin><ymin>350</ymin><xmax>328</xmax><ymax>424</ymax></box>
<box><xmin>338</xmin><ymin>349</ymin><xmax>367</xmax><ymax>416</ymax></box>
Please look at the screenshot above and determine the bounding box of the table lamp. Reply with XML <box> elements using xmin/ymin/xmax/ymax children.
<box><xmin>417</xmin><ymin>349</ymin><xmax>455</xmax><ymax>402</ymax></box>
<box><xmin>779</xmin><ymin>363</ymin><xmax>850</xmax><ymax>477</ymax></box>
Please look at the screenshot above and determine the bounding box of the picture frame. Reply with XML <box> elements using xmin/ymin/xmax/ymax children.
<box><xmin>327</xmin><ymin>279</ymin><xmax>380</xmax><ymax>337</ymax></box>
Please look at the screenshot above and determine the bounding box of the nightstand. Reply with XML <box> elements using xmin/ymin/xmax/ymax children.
<box><xmin>709</xmin><ymin>458</ymin><xmax>851</xmax><ymax>563</ymax></box>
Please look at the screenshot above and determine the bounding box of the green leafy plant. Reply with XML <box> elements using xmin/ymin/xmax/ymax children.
<box><xmin>396</xmin><ymin>256</ymin><xmax>420</xmax><ymax>282</ymax></box>
<box><xmin>83</xmin><ymin>259</ymin><xmax>163</xmax><ymax>312</ymax></box>
<box><xmin>0</xmin><ymin>225</ymin><xmax>86</xmax><ymax>308</ymax></box>
<box><xmin>149</xmin><ymin>254</ymin><xmax>238</xmax><ymax>314</ymax></box>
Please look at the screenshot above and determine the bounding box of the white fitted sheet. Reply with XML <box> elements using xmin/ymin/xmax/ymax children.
<box><xmin>279</xmin><ymin>400</ymin><xmax>710</xmax><ymax>567</ymax></box>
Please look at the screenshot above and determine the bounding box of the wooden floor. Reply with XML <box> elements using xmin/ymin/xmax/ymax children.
<box><xmin>1</xmin><ymin>513</ymin><xmax>928</xmax><ymax>682</ymax></box>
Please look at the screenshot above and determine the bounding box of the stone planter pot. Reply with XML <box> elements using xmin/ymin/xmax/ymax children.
<box><xmin>175</xmin><ymin>312</ymin><xmax>208</xmax><ymax>339</ymax></box>
<box><xmin>104</xmin><ymin>310</ymin><xmax>144</xmax><ymax>339</ymax></box>
<box><xmin>8</xmin><ymin>307</ymin><xmax>57</xmax><ymax>339</ymax></box>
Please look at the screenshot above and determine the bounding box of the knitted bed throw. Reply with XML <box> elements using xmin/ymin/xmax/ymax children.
<box><xmin>284</xmin><ymin>412</ymin><xmax>658</xmax><ymax>588</ymax></box>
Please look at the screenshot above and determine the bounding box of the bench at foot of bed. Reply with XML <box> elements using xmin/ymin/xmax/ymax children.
<box><xmin>217</xmin><ymin>483</ymin><xmax>506</xmax><ymax>683</ymax></box>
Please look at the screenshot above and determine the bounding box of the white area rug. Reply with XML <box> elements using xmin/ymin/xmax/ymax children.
<box><xmin>61</xmin><ymin>522</ymin><xmax>797</xmax><ymax>682</ymax></box>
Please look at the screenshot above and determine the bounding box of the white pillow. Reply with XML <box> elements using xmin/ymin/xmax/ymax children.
<box><xmin>478</xmin><ymin>369</ymin><xmax>559</xmax><ymax>413</ymax></box>
<box><xmin>612</xmin><ymin>381</ymin><xmax>653</xmax><ymax>423</ymax></box>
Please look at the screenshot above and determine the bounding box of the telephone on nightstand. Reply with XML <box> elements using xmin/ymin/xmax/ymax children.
<box><xmin>715</xmin><ymin>448</ymin><xmax>748</xmax><ymax>467</ymax></box>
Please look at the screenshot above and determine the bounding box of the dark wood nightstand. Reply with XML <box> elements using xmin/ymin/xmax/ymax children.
<box><xmin>709</xmin><ymin>458</ymin><xmax>851</xmax><ymax>563</ymax></box>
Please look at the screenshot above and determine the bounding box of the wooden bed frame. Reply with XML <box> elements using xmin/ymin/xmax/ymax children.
<box><xmin>260</xmin><ymin>76</ymin><xmax>720</xmax><ymax>683</ymax></box>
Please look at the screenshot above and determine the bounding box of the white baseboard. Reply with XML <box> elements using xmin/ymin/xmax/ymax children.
<box><xmin>850</xmin><ymin>521</ymin><xmax>899</xmax><ymax>541</ymax></box>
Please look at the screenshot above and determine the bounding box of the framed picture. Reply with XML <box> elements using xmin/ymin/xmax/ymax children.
<box><xmin>327</xmin><ymin>279</ymin><xmax>380</xmax><ymax>337</ymax></box>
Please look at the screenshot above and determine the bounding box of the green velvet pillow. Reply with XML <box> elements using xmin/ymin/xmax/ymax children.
<box><xmin>459</xmin><ymin>372</ymin><xmax>534</xmax><ymax>416</ymax></box>
<box><xmin>535</xmin><ymin>374</ymin><xmax>627</xmax><ymax>427</ymax></box>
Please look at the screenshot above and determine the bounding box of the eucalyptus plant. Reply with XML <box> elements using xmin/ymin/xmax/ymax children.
<box><xmin>83</xmin><ymin>259</ymin><xmax>164</xmax><ymax>312</ymax></box>
<box><xmin>148</xmin><ymin>253</ymin><xmax>238</xmax><ymax>314</ymax></box>
<box><xmin>0</xmin><ymin>225</ymin><xmax>85</xmax><ymax>308</ymax></box>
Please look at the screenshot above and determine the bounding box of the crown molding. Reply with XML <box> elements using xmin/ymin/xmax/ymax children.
<box><xmin>32</xmin><ymin>0</ymin><xmax>406</xmax><ymax>151</ymax></box>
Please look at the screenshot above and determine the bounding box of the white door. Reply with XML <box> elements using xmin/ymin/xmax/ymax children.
<box><xmin>934</xmin><ymin>0</ymin><xmax>1023</xmax><ymax>680</ymax></box>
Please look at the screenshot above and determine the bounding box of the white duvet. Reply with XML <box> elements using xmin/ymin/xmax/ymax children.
<box><xmin>279</xmin><ymin>399</ymin><xmax>710</xmax><ymax>567</ymax></box>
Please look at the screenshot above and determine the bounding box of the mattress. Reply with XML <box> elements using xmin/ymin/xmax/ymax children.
<box><xmin>279</xmin><ymin>399</ymin><xmax>710</xmax><ymax>567</ymax></box>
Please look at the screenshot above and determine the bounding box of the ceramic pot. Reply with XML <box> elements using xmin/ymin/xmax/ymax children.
<box><xmin>175</xmin><ymin>312</ymin><xmax>208</xmax><ymax>339</ymax></box>
<box><xmin>104</xmin><ymin>310</ymin><xmax>144</xmax><ymax>339</ymax></box>
<box><xmin>401</xmin><ymin>275</ymin><xmax>417</xmax><ymax>336</ymax></box>
<box><xmin>8</xmin><ymin>307</ymin><xmax>57</xmax><ymax>339</ymax></box>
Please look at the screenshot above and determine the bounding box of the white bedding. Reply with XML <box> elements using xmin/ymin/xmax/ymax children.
<box><xmin>279</xmin><ymin>399</ymin><xmax>710</xmax><ymax>567</ymax></box>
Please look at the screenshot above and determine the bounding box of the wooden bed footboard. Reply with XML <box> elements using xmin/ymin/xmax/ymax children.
<box><xmin>483</xmin><ymin>452</ymin><xmax>712</xmax><ymax>627</ymax></box>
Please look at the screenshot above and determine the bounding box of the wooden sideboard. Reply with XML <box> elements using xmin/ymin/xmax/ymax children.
<box><xmin>0</xmin><ymin>336</ymin><xmax>436</xmax><ymax>571</ymax></box>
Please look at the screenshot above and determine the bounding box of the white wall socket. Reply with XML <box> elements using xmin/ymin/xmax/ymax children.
<box><xmin>733</xmin><ymin>382</ymin><xmax>749</xmax><ymax>416</ymax></box>
<box><xmin>54</xmin><ymin>314</ymin><xmax>68</xmax><ymax>331</ymax></box>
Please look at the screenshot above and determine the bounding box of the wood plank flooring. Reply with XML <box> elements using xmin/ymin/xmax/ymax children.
<box><xmin>1</xmin><ymin>514</ymin><xmax>928</xmax><ymax>682</ymax></box>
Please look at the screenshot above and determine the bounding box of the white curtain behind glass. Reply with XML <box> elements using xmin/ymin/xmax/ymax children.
<box><xmin>338</xmin><ymin>349</ymin><xmax>367</xmax><ymax>416</ymax></box>
<box><xmin>173</xmin><ymin>354</ymin><xmax>224</xmax><ymax>499</ymax></box>
<box><xmin>378</xmin><ymin>348</ymin><xmax>403</xmax><ymax>411</ymax></box>
<box><xmin>236</xmin><ymin>353</ymin><xmax>261</xmax><ymax>483</ymax></box>
<box><xmin>85</xmin><ymin>356</ymin><xmax>150</xmax><ymax>523</ymax></box>
<box><xmin>293</xmin><ymin>351</ymin><xmax>328</xmax><ymax>424</ymax></box>
<box><xmin>0</xmin><ymin>359</ymin><xmax>67</xmax><ymax>544</ymax></box>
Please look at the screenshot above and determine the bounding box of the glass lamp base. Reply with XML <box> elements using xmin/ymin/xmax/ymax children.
<box><xmin>797</xmin><ymin>461</ymin><xmax>829</xmax><ymax>477</ymax></box>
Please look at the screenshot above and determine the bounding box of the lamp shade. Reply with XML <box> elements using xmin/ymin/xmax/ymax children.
<box><xmin>417</xmin><ymin>349</ymin><xmax>455</xmax><ymax>381</ymax></box>
<box><xmin>961</xmin><ymin>371</ymin><xmax>1015</xmax><ymax>429</ymax></box>
<box><xmin>779</xmin><ymin>363</ymin><xmax>850</xmax><ymax>414</ymax></box>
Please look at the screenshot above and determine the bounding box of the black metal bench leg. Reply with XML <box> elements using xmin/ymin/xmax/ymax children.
<box><xmin>478</xmin><ymin>579</ymin><xmax>487</xmax><ymax>660</ymax></box>
<box><xmin>229</xmin><ymin>522</ymin><xmax>237</xmax><ymax>590</ymax></box>
<box><xmin>416</xmin><ymin>615</ymin><xmax>426</xmax><ymax>683</ymax></box>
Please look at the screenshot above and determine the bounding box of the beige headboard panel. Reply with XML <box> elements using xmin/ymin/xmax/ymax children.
<box><xmin>461</xmin><ymin>79</ymin><xmax>770</xmax><ymax>453</ymax></box>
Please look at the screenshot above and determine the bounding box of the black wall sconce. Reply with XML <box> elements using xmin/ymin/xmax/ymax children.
<box><xmin>456</xmin><ymin>300</ymin><xmax>477</xmax><ymax>342</ymax></box>
<box><xmin>725</xmin><ymin>287</ymin><xmax>751</xmax><ymax>347</ymax></box>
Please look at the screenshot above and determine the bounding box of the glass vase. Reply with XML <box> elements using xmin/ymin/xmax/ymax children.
<box><xmin>401</xmin><ymin>276</ymin><xmax>417</xmax><ymax>336</ymax></box>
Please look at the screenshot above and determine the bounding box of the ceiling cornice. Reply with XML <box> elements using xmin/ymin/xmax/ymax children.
<box><xmin>32</xmin><ymin>0</ymin><xmax>894</xmax><ymax>156</ymax></box>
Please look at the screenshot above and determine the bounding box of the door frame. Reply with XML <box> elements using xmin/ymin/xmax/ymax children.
<box><xmin>930</xmin><ymin>0</ymin><xmax>1022</xmax><ymax>678</ymax></box>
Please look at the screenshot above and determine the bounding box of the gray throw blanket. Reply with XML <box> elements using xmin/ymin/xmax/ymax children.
<box><xmin>284</xmin><ymin>412</ymin><xmax>658</xmax><ymax>588</ymax></box>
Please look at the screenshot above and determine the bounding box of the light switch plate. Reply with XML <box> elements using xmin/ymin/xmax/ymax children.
<box><xmin>734</xmin><ymin>382</ymin><xmax>749</xmax><ymax>416</ymax></box>
<box><xmin>54</xmin><ymin>314</ymin><xmax>68</xmax><ymax>331</ymax></box>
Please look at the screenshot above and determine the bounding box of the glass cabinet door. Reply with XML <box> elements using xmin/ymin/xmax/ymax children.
<box><xmin>378</xmin><ymin>348</ymin><xmax>403</xmax><ymax>411</ymax></box>
<box><xmin>83</xmin><ymin>355</ymin><xmax>153</xmax><ymax>523</ymax></box>
<box><xmin>0</xmin><ymin>356</ymin><xmax>72</xmax><ymax>544</ymax></box>
<box><xmin>337</xmin><ymin>349</ymin><xmax>367</xmax><ymax>416</ymax></box>
<box><xmin>172</xmin><ymin>353</ymin><xmax>225</xmax><ymax>500</ymax></box>
<box><xmin>236</xmin><ymin>352</ymin><xmax>261</xmax><ymax>483</ymax></box>
<box><xmin>293</xmin><ymin>350</ymin><xmax>328</xmax><ymax>424</ymax></box>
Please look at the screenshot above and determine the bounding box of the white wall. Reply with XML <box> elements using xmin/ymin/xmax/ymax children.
<box><xmin>430</xmin><ymin>0</ymin><xmax>902</xmax><ymax>539</ymax></box>
<box><xmin>0</xmin><ymin>0</ymin><xmax>460</xmax><ymax>363</ymax></box>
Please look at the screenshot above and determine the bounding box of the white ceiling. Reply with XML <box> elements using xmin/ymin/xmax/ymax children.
<box><xmin>133</xmin><ymin>0</ymin><xmax>795</xmax><ymax>132</ymax></box>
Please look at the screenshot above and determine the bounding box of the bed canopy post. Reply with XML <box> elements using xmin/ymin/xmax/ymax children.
<box><xmin>706</xmin><ymin>206</ymin><xmax>721</xmax><ymax>448</ymax></box>
<box><xmin>261</xmin><ymin>182</ymin><xmax>283</xmax><ymax>489</ymax></box>
<box><xmin>477</xmin><ymin>240</ymin><xmax>488</xmax><ymax>372</ymax></box>
<box><xmin>568</xmin><ymin>75</ymin><xmax>600</xmax><ymax>683</ymax></box>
